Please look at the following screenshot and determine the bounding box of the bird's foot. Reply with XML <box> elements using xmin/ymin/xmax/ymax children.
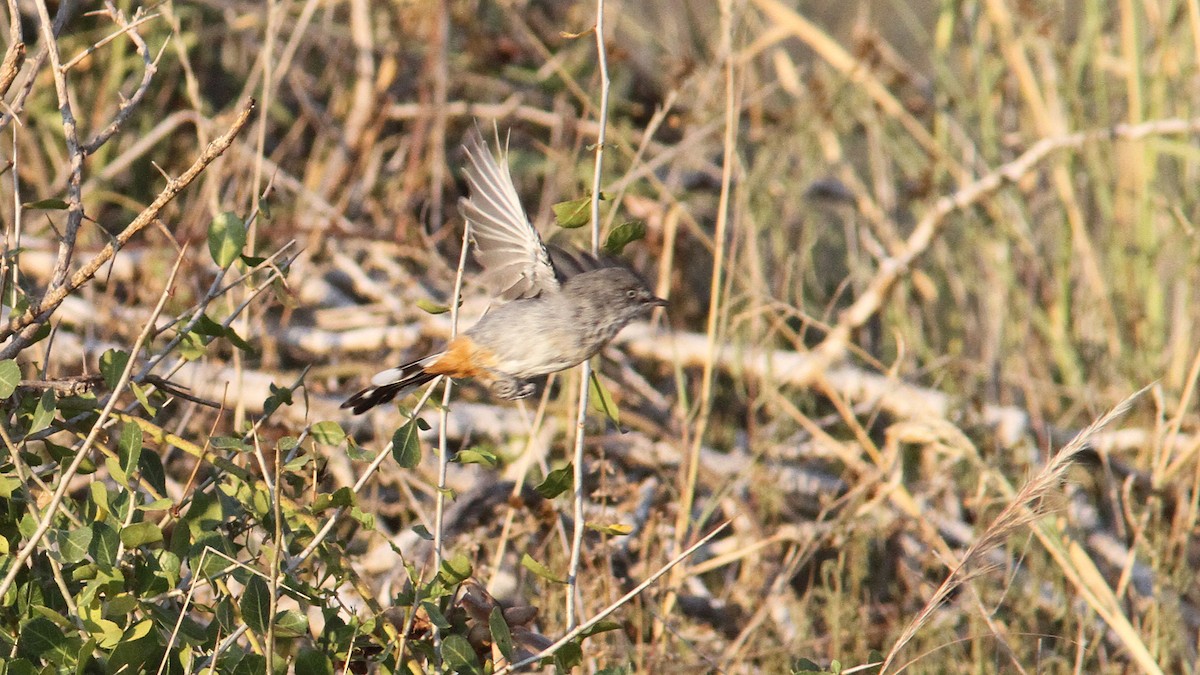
<box><xmin>492</xmin><ymin>378</ymin><xmax>536</xmax><ymax>400</ymax></box>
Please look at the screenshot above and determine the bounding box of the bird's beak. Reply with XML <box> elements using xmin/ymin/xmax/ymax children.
<box><xmin>647</xmin><ymin>296</ymin><xmax>669</xmax><ymax>308</ymax></box>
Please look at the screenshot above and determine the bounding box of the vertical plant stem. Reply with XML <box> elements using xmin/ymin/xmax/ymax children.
<box><xmin>234</xmin><ymin>0</ymin><xmax>279</xmax><ymax>430</ymax></box>
<box><xmin>433</xmin><ymin>214</ymin><xmax>472</xmax><ymax>651</ymax></box>
<box><xmin>566</xmin><ymin>0</ymin><xmax>611</xmax><ymax>631</ymax></box>
<box><xmin>664</xmin><ymin>0</ymin><xmax>738</xmax><ymax>627</ymax></box>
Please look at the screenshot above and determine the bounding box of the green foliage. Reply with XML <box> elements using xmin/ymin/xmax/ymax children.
<box><xmin>208</xmin><ymin>212</ymin><xmax>248</xmax><ymax>268</ymax></box>
<box><xmin>0</xmin><ymin>359</ymin><xmax>20</xmax><ymax>397</ymax></box>
<box><xmin>534</xmin><ymin>463</ymin><xmax>574</xmax><ymax>499</ymax></box>
<box><xmin>602</xmin><ymin>220</ymin><xmax>646</xmax><ymax>255</ymax></box>
<box><xmin>588</xmin><ymin>370</ymin><xmax>620</xmax><ymax>427</ymax></box>
<box><xmin>521</xmin><ymin>553</ymin><xmax>566</xmax><ymax>584</ymax></box>
<box><xmin>391</xmin><ymin>418</ymin><xmax>426</xmax><ymax>468</ymax></box>
<box><xmin>440</xmin><ymin>633</ymin><xmax>482</xmax><ymax>674</ymax></box>
<box><xmin>552</xmin><ymin>193</ymin><xmax>605</xmax><ymax>228</ymax></box>
<box><xmin>98</xmin><ymin>349</ymin><xmax>130</xmax><ymax>389</ymax></box>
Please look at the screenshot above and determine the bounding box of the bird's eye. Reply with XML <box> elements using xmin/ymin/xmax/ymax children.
<box><xmin>626</xmin><ymin>289</ymin><xmax>638</xmax><ymax>300</ymax></box>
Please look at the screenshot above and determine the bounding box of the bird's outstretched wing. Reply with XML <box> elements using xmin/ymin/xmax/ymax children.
<box><xmin>459</xmin><ymin>128</ymin><xmax>559</xmax><ymax>301</ymax></box>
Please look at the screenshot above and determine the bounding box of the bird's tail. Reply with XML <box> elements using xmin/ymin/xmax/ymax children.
<box><xmin>341</xmin><ymin>353</ymin><xmax>444</xmax><ymax>414</ymax></box>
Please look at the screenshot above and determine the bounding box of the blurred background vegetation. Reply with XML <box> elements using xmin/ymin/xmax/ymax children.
<box><xmin>0</xmin><ymin>0</ymin><xmax>1198</xmax><ymax>672</ymax></box>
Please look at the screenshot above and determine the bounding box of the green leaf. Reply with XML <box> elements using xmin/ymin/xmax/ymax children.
<box><xmin>232</xmin><ymin>654</ymin><xmax>266</xmax><ymax>675</ymax></box>
<box><xmin>329</xmin><ymin>486</ymin><xmax>355</xmax><ymax>508</ymax></box>
<box><xmin>105</xmin><ymin>456</ymin><xmax>128</xmax><ymax>488</ymax></box>
<box><xmin>603</xmin><ymin>220</ymin><xmax>646</xmax><ymax>255</ymax></box>
<box><xmin>553</xmin><ymin>640</ymin><xmax>583</xmax><ymax>671</ymax></box>
<box><xmin>589</xmin><ymin>371</ymin><xmax>620</xmax><ymax>427</ymax></box>
<box><xmin>391</xmin><ymin>419</ymin><xmax>423</xmax><ymax>468</ymax></box>
<box><xmin>586</xmin><ymin>521</ymin><xmax>633</xmax><ymax>536</ymax></box>
<box><xmin>344</xmin><ymin>440</ymin><xmax>371</xmax><ymax>461</ymax></box>
<box><xmin>28</xmin><ymin>390</ymin><xmax>56</xmax><ymax>433</ymax></box>
<box><xmin>208</xmin><ymin>211</ymin><xmax>248</xmax><ymax>268</ymax></box>
<box><xmin>421</xmin><ymin>600</ymin><xmax>452</xmax><ymax>631</ymax></box>
<box><xmin>310</xmin><ymin>421</ymin><xmax>346</xmax><ymax>446</ymax></box>
<box><xmin>120</xmin><ymin>522</ymin><xmax>163</xmax><ymax>548</ymax></box>
<box><xmin>455</xmin><ymin>448</ymin><xmax>497</xmax><ymax>467</ymax></box>
<box><xmin>191</xmin><ymin>313</ymin><xmax>227</xmax><ymax>337</ymax></box>
<box><xmin>23</xmin><ymin>198</ymin><xmax>69</xmax><ymax>210</ymax></box>
<box><xmin>0</xmin><ymin>359</ymin><xmax>20</xmax><ymax>397</ymax></box>
<box><xmin>553</xmin><ymin>194</ymin><xmax>601</xmax><ymax>229</ymax></box>
<box><xmin>579</xmin><ymin>619</ymin><xmax>623</xmax><ymax>638</ymax></box>
<box><xmin>178</xmin><ymin>329</ymin><xmax>207</xmax><ymax>360</ymax></box>
<box><xmin>0</xmin><ymin>474</ymin><xmax>20</xmax><ymax>499</ymax></box>
<box><xmin>273</xmin><ymin>609</ymin><xmax>309</xmax><ymax>638</ymax></box>
<box><xmin>264</xmin><ymin>383</ymin><xmax>294</xmax><ymax>416</ymax></box>
<box><xmin>107</xmin><ymin>620</ymin><xmax>167</xmax><ymax>674</ymax></box>
<box><xmin>138</xmin><ymin>497</ymin><xmax>174</xmax><ymax>512</ymax></box>
<box><xmin>295</xmin><ymin>647</ymin><xmax>334</xmax><ymax>675</ymax></box>
<box><xmin>534</xmin><ymin>463</ymin><xmax>573</xmax><ymax>499</ymax></box>
<box><xmin>240</xmin><ymin>575</ymin><xmax>271</xmax><ymax>634</ymax></box>
<box><xmin>412</xmin><ymin>524</ymin><xmax>434</xmax><ymax>541</ymax></box>
<box><xmin>139</xmin><ymin>450</ymin><xmax>167</xmax><ymax>496</ymax></box>
<box><xmin>130</xmin><ymin>381</ymin><xmax>156</xmax><ymax>414</ymax></box>
<box><xmin>489</xmin><ymin>606</ymin><xmax>514</xmax><ymax>661</ymax></box>
<box><xmin>99</xmin><ymin>349</ymin><xmax>130</xmax><ymax>389</ymax></box>
<box><xmin>439</xmin><ymin>633</ymin><xmax>481</xmax><ymax>674</ymax></box>
<box><xmin>416</xmin><ymin>297</ymin><xmax>450</xmax><ymax>314</ymax></box>
<box><xmin>118</xmin><ymin>422</ymin><xmax>143</xmax><ymax>478</ymax></box>
<box><xmin>210</xmin><ymin>435</ymin><xmax>250</xmax><ymax>452</ymax></box>
<box><xmin>439</xmin><ymin>553</ymin><xmax>472</xmax><ymax>585</ymax></box>
<box><xmin>54</xmin><ymin>526</ymin><xmax>93</xmax><ymax>564</ymax></box>
<box><xmin>225</xmin><ymin>325</ymin><xmax>254</xmax><ymax>353</ymax></box>
<box><xmin>17</xmin><ymin>617</ymin><xmax>76</xmax><ymax>662</ymax></box>
<box><xmin>520</xmin><ymin>553</ymin><xmax>565</xmax><ymax>584</ymax></box>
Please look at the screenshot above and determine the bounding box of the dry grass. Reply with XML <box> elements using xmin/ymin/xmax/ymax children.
<box><xmin>2</xmin><ymin>0</ymin><xmax>1199</xmax><ymax>673</ymax></box>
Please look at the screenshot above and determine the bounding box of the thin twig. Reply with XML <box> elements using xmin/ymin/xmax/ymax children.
<box><xmin>497</xmin><ymin>521</ymin><xmax>730</xmax><ymax>674</ymax></box>
<box><xmin>566</xmin><ymin>0</ymin><xmax>612</xmax><ymax>630</ymax></box>
<box><xmin>0</xmin><ymin>99</ymin><xmax>256</xmax><ymax>357</ymax></box>
<box><xmin>433</xmin><ymin>198</ymin><xmax>473</xmax><ymax>653</ymax></box>
<box><xmin>665</xmin><ymin>0</ymin><xmax>739</xmax><ymax>625</ymax></box>
<box><xmin>31</xmin><ymin>0</ymin><xmax>85</xmax><ymax>344</ymax></box>
<box><xmin>80</xmin><ymin>3</ymin><xmax>162</xmax><ymax>154</ymax></box>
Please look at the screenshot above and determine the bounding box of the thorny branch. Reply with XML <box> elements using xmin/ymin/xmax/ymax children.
<box><xmin>0</xmin><ymin>100</ymin><xmax>257</xmax><ymax>359</ymax></box>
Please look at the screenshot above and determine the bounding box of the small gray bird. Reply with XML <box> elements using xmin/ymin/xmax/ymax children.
<box><xmin>343</xmin><ymin>129</ymin><xmax>665</xmax><ymax>414</ymax></box>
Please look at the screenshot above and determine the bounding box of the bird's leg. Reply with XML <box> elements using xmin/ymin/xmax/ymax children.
<box><xmin>491</xmin><ymin>377</ymin><xmax>536</xmax><ymax>400</ymax></box>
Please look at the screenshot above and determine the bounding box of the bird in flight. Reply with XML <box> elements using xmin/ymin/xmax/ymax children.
<box><xmin>342</xmin><ymin>129</ymin><xmax>665</xmax><ymax>414</ymax></box>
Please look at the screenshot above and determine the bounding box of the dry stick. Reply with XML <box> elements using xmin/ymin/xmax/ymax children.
<box><xmin>0</xmin><ymin>99</ymin><xmax>256</xmax><ymax>358</ymax></box>
<box><xmin>0</xmin><ymin>31</ymin><xmax>23</xmax><ymax>100</ymax></box>
<box><xmin>427</xmin><ymin>0</ymin><xmax>449</xmax><ymax>231</ymax></box>
<box><xmin>0</xmin><ymin>0</ymin><xmax>22</xmax><ymax>312</ymax></box>
<box><xmin>0</xmin><ymin>0</ymin><xmax>61</xmax><ymax>135</ymax></box>
<box><xmin>0</xmin><ymin>248</ymin><xmax>186</xmax><ymax>601</ymax></box>
<box><xmin>495</xmin><ymin>520</ymin><xmax>730</xmax><ymax>674</ymax></box>
<box><xmin>30</xmin><ymin>0</ymin><xmax>84</xmax><ymax>336</ymax></box>
<box><xmin>663</xmin><ymin>0</ymin><xmax>738</xmax><ymax>628</ymax></box>
<box><xmin>566</xmin><ymin>0</ymin><xmax>612</xmax><ymax>631</ymax></box>
<box><xmin>235</xmin><ymin>0</ymin><xmax>278</xmax><ymax>434</ymax></box>
<box><xmin>80</xmin><ymin>3</ymin><xmax>160</xmax><ymax>155</ymax></box>
<box><xmin>880</xmin><ymin>389</ymin><xmax>1146</xmax><ymax>675</ymax></box>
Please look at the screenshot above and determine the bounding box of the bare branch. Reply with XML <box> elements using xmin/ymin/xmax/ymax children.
<box><xmin>80</xmin><ymin>2</ymin><xmax>160</xmax><ymax>154</ymax></box>
<box><xmin>0</xmin><ymin>99</ymin><xmax>257</xmax><ymax>358</ymax></box>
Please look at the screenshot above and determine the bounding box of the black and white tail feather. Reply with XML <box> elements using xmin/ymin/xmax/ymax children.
<box><xmin>340</xmin><ymin>353</ymin><xmax>445</xmax><ymax>414</ymax></box>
